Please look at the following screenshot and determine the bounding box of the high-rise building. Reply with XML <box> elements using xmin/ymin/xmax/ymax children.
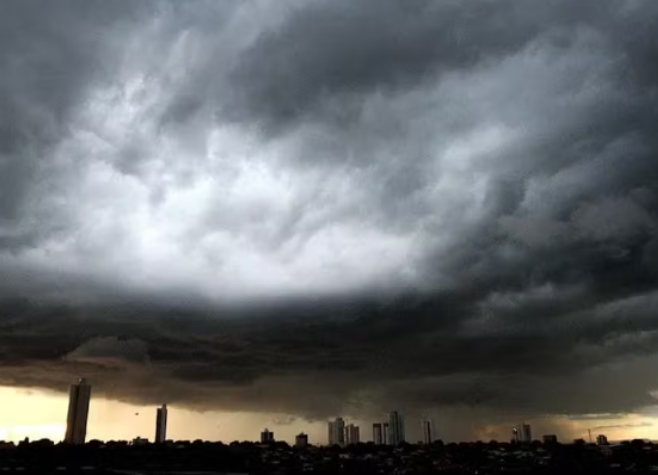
<box><xmin>328</xmin><ymin>417</ymin><xmax>346</xmax><ymax>446</ymax></box>
<box><xmin>373</xmin><ymin>423</ymin><xmax>383</xmax><ymax>445</ymax></box>
<box><xmin>295</xmin><ymin>432</ymin><xmax>308</xmax><ymax>448</ymax></box>
<box><xmin>597</xmin><ymin>434</ymin><xmax>609</xmax><ymax>445</ymax></box>
<box><xmin>521</xmin><ymin>423</ymin><xmax>532</xmax><ymax>443</ymax></box>
<box><xmin>261</xmin><ymin>428</ymin><xmax>274</xmax><ymax>444</ymax></box>
<box><xmin>543</xmin><ymin>434</ymin><xmax>558</xmax><ymax>444</ymax></box>
<box><xmin>388</xmin><ymin>411</ymin><xmax>405</xmax><ymax>445</ymax></box>
<box><xmin>421</xmin><ymin>419</ymin><xmax>433</xmax><ymax>444</ymax></box>
<box><xmin>155</xmin><ymin>404</ymin><xmax>168</xmax><ymax>443</ymax></box>
<box><xmin>513</xmin><ymin>424</ymin><xmax>532</xmax><ymax>443</ymax></box>
<box><xmin>64</xmin><ymin>378</ymin><xmax>91</xmax><ymax>445</ymax></box>
<box><xmin>345</xmin><ymin>424</ymin><xmax>360</xmax><ymax>445</ymax></box>
<box><xmin>383</xmin><ymin>422</ymin><xmax>389</xmax><ymax>445</ymax></box>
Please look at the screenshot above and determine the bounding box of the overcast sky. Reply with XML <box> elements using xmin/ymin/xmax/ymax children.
<box><xmin>1</xmin><ymin>0</ymin><xmax>658</xmax><ymax>442</ymax></box>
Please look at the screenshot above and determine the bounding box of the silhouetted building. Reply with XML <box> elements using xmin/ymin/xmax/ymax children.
<box><xmin>421</xmin><ymin>419</ymin><xmax>433</xmax><ymax>444</ymax></box>
<box><xmin>383</xmin><ymin>422</ymin><xmax>389</xmax><ymax>445</ymax></box>
<box><xmin>345</xmin><ymin>424</ymin><xmax>360</xmax><ymax>445</ymax></box>
<box><xmin>261</xmin><ymin>428</ymin><xmax>274</xmax><ymax>444</ymax></box>
<box><xmin>64</xmin><ymin>378</ymin><xmax>91</xmax><ymax>445</ymax></box>
<box><xmin>597</xmin><ymin>434</ymin><xmax>609</xmax><ymax>445</ymax></box>
<box><xmin>513</xmin><ymin>424</ymin><xmax>532</xmax><ymax>443</ymax></box>
<box><xmin>373</xmin><ymin>423</ymin><xmax>383</xmax><ymax>445</ymax></box>
<box><xmin>328</xmin><ymin>417</ymin><xmax>346</xmax><ymax>446</ymax></box>
<box><xmin>295</xmin><ymin>432</ymin><xmax>308</xmax><ymax>448</ymax></box>
<box><xmin>543</xmin><ymin>434</ymin><xmax>558</xmax><ymax>444</ymax></box>
<box><xmin>155</xmin><ymin>404</ymin><xmax>168</xmax><ymax>443</ymax></box>
<box><xmin>521</xmin><ymin>423</ymin><xmax>532</xmax><ymax>443</ymax></box>
<box><xmin>388</xmin><ymin>411</ymin><xmax>405</xmax><ymax>445</ymax></box>
<box><xmin>132</xmin><ymin>437</ymin><xmax>149</xmax><ymax>446</ymax></box>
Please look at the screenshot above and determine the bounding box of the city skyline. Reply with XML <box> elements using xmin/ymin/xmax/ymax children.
<box><xmin>0</xmin><ymin>385</ymin><xmax>655</xmax><ymax>445</ymax></box>
<box><xmin>17</xmin><ymin>375</ymin><xmax>651</xmax><ymax>447</ymax></box>
<box><xmin>1</xmin><ymin>0</ymin><xmax>658</xmax><ymax>445</ymax></box>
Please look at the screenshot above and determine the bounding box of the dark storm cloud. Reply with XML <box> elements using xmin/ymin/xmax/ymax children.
<box><xmin>225</xmin><ymin>0</ymin><xmax>658</xmax><ymax>129</ymax></box>
<box><xmin>0</xmin><ymin>0</ymin><xmax>658</xmax><ymax>435</ymax></box>
<box><xmin>2</xmin><ymin>290</ymin><xmax>658</xmax><ymax>420</ymax></box>
<box><xmin>226</xmin><ymin>0</ymin><xmax>582</xmax><ymax>126</ymax></box>
<box><xmin>0</xmin><ymin>0</ymin><xmax>151</xmax><ymax>250</ymax></box>
<box><xmin>65</xmin><ymin>336</ymin><xmax>150</xmax><ymax>366</ymax></box>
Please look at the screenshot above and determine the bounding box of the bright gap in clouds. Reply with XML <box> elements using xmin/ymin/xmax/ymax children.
<box><xmin>7</xmin><ymin>44</ymin><xmax>533</xmax><ymax>305</ymax></box>
<box><xmin>2</xmin><ymin>10</ymin><xmax>599</xmax><ymax>307</ymax></box>
<box><xmin>12</xmin><ymin>77</ymin><xmax>428</xmax><ymax>303</ymax></box>
<box><xmin>2</xmin><ymin>4</ymin><xmax>618</xmax><ymax>307</ymax></box>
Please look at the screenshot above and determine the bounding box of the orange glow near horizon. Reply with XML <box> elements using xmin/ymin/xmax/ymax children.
<box><xmin>0</xmin><ymin>386</ymin><xmax>329</xmax><ymax>444</ymax></box>
<box><xmin>0</xmin><ymin>386</ymin><xmax>656</xmax><ymax>444</ymax></box>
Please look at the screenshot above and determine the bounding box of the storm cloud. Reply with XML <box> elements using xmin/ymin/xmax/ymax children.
<box><xmin>1</xmin><ymin>0</ymin><xmax>658</xmax><ymax>437</ymax></box>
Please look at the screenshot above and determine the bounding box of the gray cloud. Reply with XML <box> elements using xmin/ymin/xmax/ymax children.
<box><xmin>0</xmin><ymin>0</ymin><xmax>657</xmax><ymax>439</ymax></box>
<box><xmin>64</xmin><ymin>336</ymin><xmax>150</xmax><ymax>367</ymax></box>
<box><xmin>0</xmin><ymin>1</ymin><xmax>148</xmax><ymax>227</ymax></box>
<box><xmin>591</xmin><ymin>422</ymin><xmax>653</xmax><ymax>432</ymax></box>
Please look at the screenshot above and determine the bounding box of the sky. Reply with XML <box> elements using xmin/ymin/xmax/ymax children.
<box><xmin>1</xmin><ymin>0</ymin><xmax>658</xmax><ymax>444</ymax></box>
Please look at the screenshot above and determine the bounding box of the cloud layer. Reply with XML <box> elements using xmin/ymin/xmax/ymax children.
<box><xmin>1</xmin><ymin>0</ymin><xmax>658</xmax><ymax>436</ymax></box>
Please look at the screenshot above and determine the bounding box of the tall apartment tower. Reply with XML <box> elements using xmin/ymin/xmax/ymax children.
<box><xmin>421</xmin><ymin>419</ymin><xmax>433</xmax><ymax>444</ymax></box>
<box><xmin>260</xmin><ymin>428</ymin><xmax>275</xmax><ymax>443</ymax></box>
<box><xmin>345</xmin><ymin>424</ymin><xmax>360</xmax><ymax>445</ymax></box>
<box><xmin>521</xmin><ymin>423</ymin><xmax>532</xmax><ymax>443</ymax></box>
<box><xmin>388</xmin><ymin>411</ymin><xmax>405</xmax><ymax>445</ymax></box>
<box><xmin>383</xmin><ymin>422</ymin><xmax>389</xmax><ymax>445</ymax></box>
<box><xmin>373</xmin><ymin>423</ymin><xmax>383</xmax><ymax>445</ymax></box>
<box><xmin>295</xmin><ymin>432</ymin><xmax>309</xmax><ymax>448</ymax></box>
<box><xmin>64</xmin><ymin>378</ymin><xmax>91</xmax><ymax>445</ymax></box>
<box><xmin>328</xmin><ymin>417</ymin><xmax>346</xmax><ymax>446</ymax></box>
<box><xmin>155</xmin><ymin>404</ymin><xmax>168</xmax><ymax>443</ymax></box>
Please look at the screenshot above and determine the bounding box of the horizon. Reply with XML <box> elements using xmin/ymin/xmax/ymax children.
<box><xmin>1</xmin><ymin>0</ymin><xmax>658</xmax><ymax>448</ymax></box>
<box><xmin>0</xmin><ymin>386</ymin><xmax>655</xmax><ymax>445</ymax></box>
